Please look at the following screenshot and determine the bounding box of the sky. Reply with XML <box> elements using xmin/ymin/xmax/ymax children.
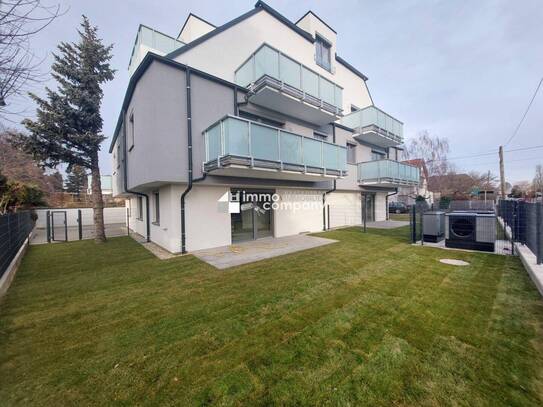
<box><xmin>4</xmin><ymin>0</ymin><xmax>543</xmax><ymax>184</ymax></box>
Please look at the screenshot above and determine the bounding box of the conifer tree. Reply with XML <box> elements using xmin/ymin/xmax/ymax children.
<box><xmin>17</xmin><ymin>16</ymin><xmax>114</xmax><ymax>242</ymax></box>
<box><xmin>65</xmin><ymin>165</ymin><xmax>87</xmax><ymax>197</ymax></box>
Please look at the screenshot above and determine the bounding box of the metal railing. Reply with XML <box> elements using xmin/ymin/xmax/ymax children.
<box><xmin>0</xmin><ymin>211</ymin><xmax>34</xmax><ymax>278</ymax></box>
<box><xmin>357</xmin><ymin>159</ymin><xmax>419</xmax><ymax>185</ymax></box>
<box><xmin>234</xmin><ymin>43</ymin><xmax>343</xmax><ymax>112</ymax></box>
<box><xmin>340</xmin><ymin>106</ymin><xmax>403</xmax><ymax>143</ymax></box>
<box><xmin>204</xmin><ymin>115</ymin><xmax>347</xmax><ymax>174</ymax></box>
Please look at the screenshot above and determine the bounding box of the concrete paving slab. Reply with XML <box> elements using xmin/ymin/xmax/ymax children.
<box><xmin>192</xmin><ymin>235</ymin><xmax>338</xmax><ymax>269</ymax></box>
<box><xmin>366</xmin><ymin>220</ymin><xmax>409</xmax><ymax>229</ymax></box>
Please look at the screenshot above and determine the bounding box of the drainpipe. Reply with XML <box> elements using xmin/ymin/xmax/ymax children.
<box><xmin>180</xmin><ymin>67</ymin><xmax>210</xmax><ymax>254</ymax></box>
<box><xmin>322</xmin><ymin>124</ymin><xmax>337</xmax><ymax>230</ymax></box>
<box><xmin>386</xmin><ymin>189</ymin><xmax>398</xmax><ymax>221</ymax></box>
<box><xmin>122</xmin><ymin>109</ymin><xmax>150</xmax><ymax>242</ymax></box>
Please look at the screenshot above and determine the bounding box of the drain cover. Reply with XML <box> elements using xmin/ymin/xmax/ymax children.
<box><xmin>440</xmin><ymin>259</ymin><xmax>470</xmax><ymax>266</ymax></box>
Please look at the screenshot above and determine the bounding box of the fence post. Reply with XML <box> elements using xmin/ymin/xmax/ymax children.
<box><xmin>537</xmin><ymin>202</ymin><xmax>542</xmax><ymax>265</ymax></box>
<box><xmin>77</xmin><ymin>209</ymin><xmax>82</xmax><ymax>240</ymax></box>
<box><xmin>126</xmin><ymin>207</ymin><xmax>130</xmax><ymax>236</ymax></box>
<box><xmin>411</xmin><ymin>205</ymin><xmax>416</xmax><ymax>243</ymax></box>
<box><xmin>327</xmin><ymin>205</ymin><xmax>330</xmax><ymax>230</ymax></box>
<box><xmin>419</xmin><ymin>206</ymin><xmax>424</xmax><ymax>246</ymax></box>
<box><xmin>46</xmin><ymin>210</ymin><xmax>51</xmax><ymax>243</ymax></box>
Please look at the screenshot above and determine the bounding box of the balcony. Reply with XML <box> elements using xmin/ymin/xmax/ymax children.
<box><xmin>340</xmin><ymin>106</ymin><xmax>403</xmax><ymax>148</ymax></box>
<box><xmin>234</xmin><ymin>44</ymin><xmax>343</xmax><ymax>126</ymax></box>
<box><xmin>128</xmin><ymin>25</ymin><xmax>184</xmax><ymax>76</ymax></box>
<box><xmin>204</xmin><ymin>116</ymin><xmax>347</xmax><ymax>182</ymax></box>
<box><xmin>357</xmin><ymin>159</ymin><xmax>419</xmax><ymax>187</ymax></box>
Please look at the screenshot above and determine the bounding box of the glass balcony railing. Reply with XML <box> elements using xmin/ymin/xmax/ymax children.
<box><xmin>357</xmin><ymin>159</ymin><xmax>419</xmax><ymax>186</ymax></box>
<box><xmin>340</xmin><ymin>106</ymin><xmax>403</xmax><ymax>145</ymax></box>
<box><xmin>204</xmin><ymin>116</ymin><xmax>347</xmax><ymax>176</ymax></box>
<box><xmin>128</xmin><ymin>25</ymin><xmax>184</xmax><ymax>75</ymax></box>
<box><xmin>234</xmin><ymin>44</ymin><xmax>343</xmax><ymax>114</ymax></box>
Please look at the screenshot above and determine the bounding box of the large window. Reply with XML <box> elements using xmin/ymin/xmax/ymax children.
<box><xmin>153</xmin><ymin>192</ymin><xmax>160</xmax><ymax>225</ymax></box>
<box><xmin>346</xmin><ymin>143</ymin><xmax>356</xmax><ymax>164</ymax></box>
<box><xmin>137</xmin><ymin>196</ymin><xmax>143</xmax><ymax>220</ymax></box>
<box><xmin>315</xmin><ymin>35</ymin><xmax>331</xmax><ymax>71</ymax></box>
<box><xmin>371</xmin><ymin>151</ymin><xmax>386</xmax><ymax>161</ymax></box>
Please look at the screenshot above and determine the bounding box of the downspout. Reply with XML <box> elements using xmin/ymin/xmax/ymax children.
<box><xmin>322</xmin><ymin>124</ymin><xmax>337</xmax><ymax>230</ymax></box>
<box><xmin>386</xmin><ymin>189</ymin><xmax>398</xmax><ymax>221</ymax></box>
<box><xmin>122</xmin><ymin>109</ymin><xmax>150</xmax><ymax>242</ymax></box>
<box><xmin>179</xmin><ymin>67</ymin><xmax>208</xmax><ymax>254</ymax></box>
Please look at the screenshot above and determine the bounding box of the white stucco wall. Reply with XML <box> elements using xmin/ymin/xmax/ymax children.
<box><xmin>273</xmin><ymin>188</ymin><xmax>324</xmax><ymax>237</ymax></box>
<box><xmin>326</xmin><ymin>192</ymin><xmax>361</xmax><ymax>228</ymax></box>
<box><xmin>172</xmin><ymin>10</ymin><xmax>372</xmax><ymax>112</ymax></box>
<box><xmin>178</xmin><ymin>15</ymin><xmax>215</xmax><ymax>43</ymax></box>
<box><xmin>375</xmin><ymin>193</ymin><xmax>387</xmax><ymax>222</ymax></box>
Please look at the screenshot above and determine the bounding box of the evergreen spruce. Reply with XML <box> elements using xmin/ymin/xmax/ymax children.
<box><xmin>65</xmin><ymin>165</ymin><xmax>87</xmax><ymax>197</ymax></box>
<box><xmin>18</xmin><ymin>16</ymin><xmax>114</xmax><ymax>242</ymax></box>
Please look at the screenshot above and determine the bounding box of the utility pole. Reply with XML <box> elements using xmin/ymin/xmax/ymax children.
<box><xmin>499</xmin><ymin>145</ymin><xmax>506</xmax><ymax>198</ymax></box>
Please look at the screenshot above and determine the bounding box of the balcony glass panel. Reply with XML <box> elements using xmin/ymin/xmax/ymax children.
<box><xmin>224</xmin><ymin>119</ymin><xmax>249</xmax><ymax>156</ymax></box>
<box><xmin>251</xmin><ymin>123</ymin><xmax>279</xmax><ymax>161</ymax></box>
<box><xmin>255</xmin><ymin>45</ymin><xmax>278</xmax><ymax>81</ymax></box>
<box><xmin>357</xmin><ymin>159</ymin><xmax>419</xmax><ymax>184</ymax></box>
<box><xmin>323</xmin><ymin>143</ymin><xmax>339</xmax><ymax>170</ymax></box>
<box><xmin>320</xmin><ymin>78</ymin><xmax>335</xmax><ymax>106</ymax></box>
<box><xmin>280</xmin><ymin>132</ymin><xmax>303</xmax><ymax>165</ymax></box>
<box><xmin>279</xmin><ymin>54</ymin><xmax>300</xmax><ymax>89</ymax></box>
<box><xmin>207</xmin><ymin>124</ymin><xmax>221</xmax><ymax>160</ymax></box>
<box><xmin>302</xmin><ymin>67</ymin><xmax>319</xmax><ymax>97</ymax></box>
<box><xmin>340</xmin><ymin>106</ymin><xmax>403</xmax><ymax>142</ymax></box>
<box><xmin>205</xmin><ymin>116</ymin><xmax>347</xmax><ymax>173</ymax></box>
<box><xmin>303</xmin><ymin>138</ymin><xmax>322</xmax><ymax>167</ymax></box>
<box><xmin>234</xmin><ymin>44</ymin><xmax>343</xmax><ymax>110</ymax></box>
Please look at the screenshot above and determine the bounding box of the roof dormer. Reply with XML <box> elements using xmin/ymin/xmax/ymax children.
<box><xmin>295</xmin><ymin>11</ymin><xmax>337</xmax><ymax>73</ymax></box>
<box><xmin>177</xmin><ymin>13</ymin><xmax>216</xmax><ymax>43</ymax></box>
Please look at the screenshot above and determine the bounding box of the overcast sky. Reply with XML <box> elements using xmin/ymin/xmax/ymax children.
<box><xmin>5</xmin><ymin>0</ymin><xmax>543</xmax><ymax>184</ymax></box>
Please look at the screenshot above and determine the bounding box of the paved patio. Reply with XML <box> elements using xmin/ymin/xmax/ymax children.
<box><xmin>366</xmin><ymin>220</ymin><xmax>409</xmax><ymax>229</ymax></box>
<box><xmin>192</xmin><ymin>234</ymin><xmax>338</xmax><ymax>269</ymax></box>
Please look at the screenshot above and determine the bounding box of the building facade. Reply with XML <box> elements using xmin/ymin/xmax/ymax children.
<box><xmin>110</xmin><ymin>1</ymin><xmax>419</xmax><ymax>253</ymax></box>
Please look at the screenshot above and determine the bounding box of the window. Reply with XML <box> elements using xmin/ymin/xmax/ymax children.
<box><xmin>116</xmin><ymin>142</ymin><xmax>121</xmax><ymax>169</ymax></box>
<box><xmin>313</xmin><ymin>131</ymin><xmax>328</xmax><ymax>141</ymax></box>
<box><xmin>128</xmin><ymin>110</ymin><xmax>135</xmax><ymax>150</ymax></box>
<box><xmin>153</xmin><ymin>192</ymin><xmax>160</xmax><ymax>225</ymax></box>
<box><xmin>137</xmin><ymin>196</ymin><xmax>143</xmax><ymax>220</ymax></box>
<box><xmin>346</xmin><ymin>143</ymin><xmax>356</xmax><ymax>164</ymax></box>
<box><xmin>315</xmin><ymin>35</ymin><xmax>331</xmax><ymax>71</ymax></box>
<box><xmin>371</xmin><ymin>151</ymin><xmax>385</xmax><ymax>161</ymax></box>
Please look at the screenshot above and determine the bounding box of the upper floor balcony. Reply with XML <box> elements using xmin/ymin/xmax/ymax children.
<box><xmin>234</xmin><ymin>44</ymin><xmax>343</xmax><ymax>126</ymax></box>
<box><xmin>340</xmin><ymin>106</ymin><xmax>403</xmax><ymax>148</ymax></box>
<box><xmin>128</xmin><ymin>25</ymin><xmax>185</xmax><ymax>76</ymax></box>
<box><xmin>357</xmin><ymin>159</ymin><xmax>419</xmax><ymax>187</ymax></box>
<box><xmin>203</xmin><ymin>115</ymin><xmax>347</xmax><ymax>182</ymax></box>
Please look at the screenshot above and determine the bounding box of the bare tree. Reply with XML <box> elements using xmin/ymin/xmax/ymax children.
<box><xmin>404</xmin><ymin>130</ymin><xmax>452</xmax><ymax>177</ymax></box>
<box><xmin>0</xmin><ymin>0</ymin><xmax>63</xmax><ymax>118</ymax></box>
<box><xmin>533</xmin><ymin>164</ymin><xmax>543</xmax><ymax>196</ymax></box>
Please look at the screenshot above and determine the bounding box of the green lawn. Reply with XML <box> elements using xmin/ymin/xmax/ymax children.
<box><xmin>389</xmin><ymin>213</ymin><xmax>410</xmax><ymax>221</ymax></box>
<box><xmin>1</xmin><ymin>227</ymin><xmax>543</xmax><ymax>406</ymax></box>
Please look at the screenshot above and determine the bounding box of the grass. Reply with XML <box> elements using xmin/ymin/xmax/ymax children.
<box><xmin>1</xmin><ymin>227</ymin><xmax>543</xmax><ymax>406</ymax></box>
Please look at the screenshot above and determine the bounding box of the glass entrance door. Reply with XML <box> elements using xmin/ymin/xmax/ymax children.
<box><xmin>362</xmin><ymin>194</ymin><xmax>375</xmax><ymax>222</ymax></box>
<box><xmin>231</xmin><ymin>190</ymin><xmax>273</xmax><ymax>243</ymax></box>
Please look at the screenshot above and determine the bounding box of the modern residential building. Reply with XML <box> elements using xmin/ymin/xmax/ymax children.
<box><xmin>110</xmin><ymin>1</ymin><xmax>419</xmax><ymax>253</ymax></box>
<box><xmin>87</xmin><ymin>175</ymin><xmax>113</xmax><ymax>196</ymax></box>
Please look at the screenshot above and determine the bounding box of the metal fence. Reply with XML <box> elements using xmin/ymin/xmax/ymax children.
<box><xmin>0</xmin><ymin>211</ymin><xmax>34</xmax><ymax>278</ymax></box>
<box><xmin>497</xmin><ymin>200</ymin><xmax>543</xmax><ymax>264</ymax></box>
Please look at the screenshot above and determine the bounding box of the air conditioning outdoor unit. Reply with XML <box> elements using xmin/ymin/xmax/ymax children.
<box><xmin>423</xmin><ymin>211</ymin><xmax>445</xmax><ymax>242</ymax></box>
<box><xmin>445</xmin><ymin>212</ymin><xmax>496</xmax><ymax>252</ymax></box>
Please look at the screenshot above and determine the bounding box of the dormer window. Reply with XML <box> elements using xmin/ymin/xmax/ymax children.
<box><xmin>315</xmin><ymin>35</ymin><xmax>331</xmax><ymax>71</ymax></box>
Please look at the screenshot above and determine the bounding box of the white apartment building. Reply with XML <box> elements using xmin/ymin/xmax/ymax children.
<box><xmin>110</xmin><ymin>1</ymin><xmax>419</xmax><ymax>253</ymax></box>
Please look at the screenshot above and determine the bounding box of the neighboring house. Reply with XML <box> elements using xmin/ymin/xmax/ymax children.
<box><xmin>391</xmin><ymin>159</ymin><xmax>433</xmax><ymax>205</ymax></box>
<box><xmin>110</xmin><ymin>1</ymin><xmax>419</xmax><ymax>253</ymax></box>
<box><xmin>87</xmin><ymin>175</ymin><xmax>113</xmax><ymax>195</ymax></box>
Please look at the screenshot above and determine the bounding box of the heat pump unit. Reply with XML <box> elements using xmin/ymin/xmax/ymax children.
<box><xmin>445</xmin><ymin>212</ymin><xmax>496</xmax><ymax>252</ymax></box>
<box><xmin>423</xmin><ymin>211</ymin><xmax>445</xmax><ymax>242</ymax></box>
